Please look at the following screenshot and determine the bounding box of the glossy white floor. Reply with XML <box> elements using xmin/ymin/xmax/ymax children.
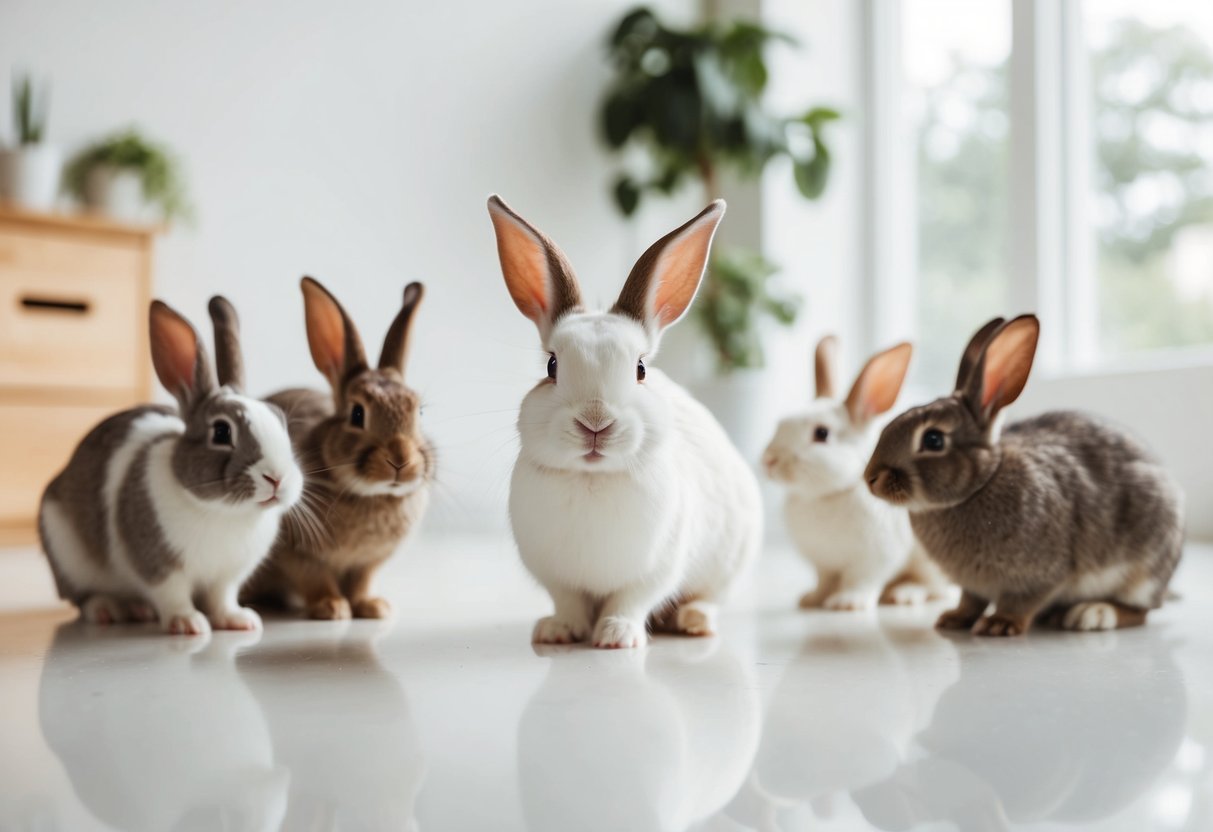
<box><xmin>0</xmin><ymin>535</ymin><xmax>1210</xmax><ymax>832</ymax></box>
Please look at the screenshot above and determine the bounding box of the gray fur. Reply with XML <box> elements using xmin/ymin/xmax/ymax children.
<box><xmin>39</xmin><ymin>405</ymin><xmax>174</xmax><ymax>600</ymax></box>
<box><xmin>171</xmin><ymin>392</ymin><xmax>265</xmax><ymax>503</ymax></box>
<box><xmin>867</xmin><ymin>316</ymin><xmax>1184</xmax><ymax>633</ymax></box>
<box><xmin>119</xmin><ymin>438</ymin><xmax>185</xmax><ymax>584</ymax></box>
<box><xmin>208</xmin><ymin>295</ymin><xmax>246</xmax><ymax>390</ymax></box>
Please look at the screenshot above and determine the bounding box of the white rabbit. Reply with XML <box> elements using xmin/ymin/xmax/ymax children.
<box><xmin>763</xmin><ymin>336</ymin><xmax>949</xmax><ymax>611</ymax></box>
<box><xmin>38</xmin><ymin>297</ymin><xmax>303</xmax><ymax>635</ymax></box>
<box><xmin>487</xmin><ymin>196</ymin><xmax>762</xmax><ymax>649</ymax></box>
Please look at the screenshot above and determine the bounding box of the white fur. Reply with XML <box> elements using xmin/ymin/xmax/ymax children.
<box><xmin>764</xmin><ymin>400</ymin><xmax>935</xmax><ymax>610</ymax></box>
<box><xmin>1063</xmin><ymin>601</ymin><xmax>1119</xmax><ymax>631</ymax></box>
<box><xmin>43</xmin><ymin>401</ymin><xmax>302</xmax><ymax>635</ymax></box>
<box><xmin>511</xmin><ymin>312</ymin><xmax>762</xmax><ymax>649</ymax></box>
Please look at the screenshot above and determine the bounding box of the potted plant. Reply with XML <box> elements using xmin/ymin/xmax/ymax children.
<box><xmin>0</xmin><ymin>73</ymin><xmax>61</xmax><ymax>211</ymax></box>
<box><xmin>600</xmin><ymin>7</ymin><xmax>838</xmax><ymax>452</ymax></box>
<box><xmin>64</xmin><ymin>129</ymin><xmax>192</xmax><ymax>223</ymax></box>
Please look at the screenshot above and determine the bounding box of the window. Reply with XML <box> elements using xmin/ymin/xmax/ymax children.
<box><xmin>903</xmin><ymin>0</ymin><xmax>1012</xmax><ymax>387</ymax></box>
<box><xmin>867</xmin><ymin>0</ymin><xmax>1213</xmax><ymax>387</ymax></box>
<box><xmin>1084</xmin><ymin>0</ymin><xmax>1213</xmax><ymax>360</ymax></box>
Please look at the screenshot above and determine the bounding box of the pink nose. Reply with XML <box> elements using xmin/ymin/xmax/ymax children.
<box><xmin>575</xmin><ymin>419</ymin><xmax>614</xmax><ymax>439</ymax></box>
<box><xmin>262</xmin><ymin>474</ymin><xmax>281</xmax><ymax>494</ymax></box>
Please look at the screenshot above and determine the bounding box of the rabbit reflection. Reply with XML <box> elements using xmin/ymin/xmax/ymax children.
<box><xmin>39</xmin><ymin>624</ymin><xmax>287</xmax><ymax>832</ymax></box>
<box><xmin>854</xmin><ymin>631</ymin><xmax>1186</xmax><ymax>831</ymax></box>
<box><xmin>739</xmin><ymin>619</ymin><xmax>958</xmax><ymax>827</ymax></box>
<box><xmin>518</xmin><ymin>639</ymin><xmax>761</xmax><ymax>832</ymax></box>
<box><xmin>236</xmin><ymin>624</ymin><xmax>424</xmax><ymax>831</ymax></box>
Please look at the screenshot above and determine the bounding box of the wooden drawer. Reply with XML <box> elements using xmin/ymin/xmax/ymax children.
<box><xmin>0</xmin><ymin>401</ymin><xmax>121</xmax><ymax>527</ymax></box>
<box><xmin>0</xmin><ymin>227</ymin><xmax>145</xmax><ymax>393</ymax></box>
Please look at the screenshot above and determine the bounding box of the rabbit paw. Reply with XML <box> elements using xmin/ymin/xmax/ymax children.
<box><xmin>165</xmin><ymin>610</ymin><xmax>211</xmax><ymax>636</ymax></box>
<box><xmin>592</xmin><ymin>616</ymin><xmax>646</xmax><ymax>649</ymax></box>
<box><xmin>971</xmin><ymin>614</ymin><xmax>1025</xmax><ymax>637</ymax></box>
<box><xmin>824</xmin><ymin>590</ymin><xmax>877</xmax><ymax>611</ymax></box>
<box><xmin>126</xmin><ymin>600</ymin><xmax>157</xmax><ymax>622</ymax></box>
<box><xmin>82</xmin><ymin>595</ymin><xmax>125</xmax><ymax>625</ymax></box>
<box><xmin>936</xmin><ymin>608</ymin><xmax>982</xmax><ymax>630</ymax></box>
<box><xmin>798</xmin><ymin>588</ymin><xmax>828</xmax><ymax>609</ymax></box>
<box><xmin>1062</xmin><ymin>602</ymin><xmax>1118</xmax><ymax>631</ymax></box>
<box><xmin>352</xmin><ymin>597</ymin><xmax>393</xmax><ymax>619</ymax></box>
<box><xmin>675</xmin><ymin>602</ymin><xmax>716</xmax><ymax>636</ymax></box>
<box><xmin>308</xmin><ymin>596</ymin><xmax>352</xmax><ymax>620</ymax></box>
<box><xmin>210</xmin><ymin>607</ymin><xmax>262</xmax><ymax>631</ymax></box>
<box><xmin>883</xmin><ymin>583</ymin><xmax>929</xmax><ymax>606</ymax></box>
<box><xmin>533</xmin><ymin>616</ymin><xmax>588</xmax><ymax>644</ymax></box>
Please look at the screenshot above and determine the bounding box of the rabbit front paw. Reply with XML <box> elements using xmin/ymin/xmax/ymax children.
<box><xmin>81</xmin><ymin>595</ymin><xmax>126</xmax><ymax>625</ymax></box>
<box><xmin>882</xmin><ymin>582</ymin><xmax>929</xmax><ymax>606</ymax></box>
<box><xmin>165</xmin><ymin>610</ymin><xmax>211</xmax><ymax>636</ymax></box>
<box><xmin>824</xmin><ymin>590</ymin><xmax>878</xmax><ymax>611</ymax></box>
<box><xmin>352</xmin><ymin>597</ymin><xmax>393</xmax><ymax>619</ymax></box>
<box><xmin>1062</xmin><ymin>602</ymin><xmax>1118</xmax><ymax>631</ymax></box>
<box><xmin>971</xmin><ymin>614</ymin><xmax>1026</xmax><ymax>637</ymax></box>
<box><xmin>308</xmin><ymin>596</ymin><xmax>352</xmax><ymax>620</ymax></box>
<box><xmin>936</xmin><ymin>608</ymin><xmax>982</xmax><ymax>630</ymax></box>
<box><xmin>210</xmin><ymin>606</ymin><xmax>262</xmax><ymax>631</ymax></box>
<box><xmin>533</xmin><ymin>616</ymin><xmax>588</xmax><ymax>644</ymax></box>
<box><xmin>592</xmin><ymin>616</ymin><xmax>646</xmax><ymax>649</ymax></box>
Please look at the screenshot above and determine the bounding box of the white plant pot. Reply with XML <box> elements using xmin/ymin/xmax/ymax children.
<box><xmin>82</xmin><ymin>166</ymin><xmax>153</xmax><ymax>223</ymax></box>
<box><xmin>692</xmin><ymin>368</ymin><xmax>778</xmax><ymax>467</ymax></box>
<box><xmin>0</xmin><ymin>144</ymin><xmax>62</xmax><ymax>212</ymax></box>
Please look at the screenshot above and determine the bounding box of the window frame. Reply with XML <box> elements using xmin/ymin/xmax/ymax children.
<box><xmin>860</xmin><ymin>0</ymin><xmax>1213</xmax><ymax>378</ymax></box>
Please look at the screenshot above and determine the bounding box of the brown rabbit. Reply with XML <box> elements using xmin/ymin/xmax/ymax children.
<box><xmin>865</xmin><ymin>315</ymin><xmax>1183</xmax><ymax>637</ymax></box>
<box><xmin>242</xmin><ymin>277</ymin><xmax>433</xmax><ymax>619</ymax></box>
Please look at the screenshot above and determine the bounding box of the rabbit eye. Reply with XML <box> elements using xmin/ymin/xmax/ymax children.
<box><xmin>350</xmin><ymin>403</ymin><xmax>366</xmax><ymax>429</ymax></box>
<box><xmin>813</xmin><ymin>426</ymin><xmax>829</xmax><ymax>443</ymax></box>
<box><xmin>921</xmin><ymin>428</ymin><xmax>945</xmax><ymax>452</ymax></box>
<box><xmin>547</xmin><ymin>354</ymin><xmax>557</xmax><ymax>381</ymax></box>
<box><xmin>211</xmin><ymin>420</ymin><xmax>233</xmax><ymax>447</ymax></box>
<box><xmin>637</xmin><ymin>358</ymin><xmax>646</xmax><ymax>382</ymax></box>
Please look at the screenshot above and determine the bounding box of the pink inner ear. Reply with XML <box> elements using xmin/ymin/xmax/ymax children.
<box><xmin>652</xmin><ymin>220</ymin><xmax>717</xmax><ymax>327</ymax></box>
<box><xmin>303</xmin><ymin>287</ymin><xmax>346</xmax><ymax>380</ymax></box>
<box><xmin>153</xmin><ymin>312</ymin><xmax>198</xmax><ymax>394</ymax></box>
<box><xmin>491</xmin><ymin>212</ymin><xmax>549</xmax><ymax>322</ymax></box>
<box><xmin>980</xmin><ymin>322</ymin><xmax>1038</xmax><ymax>410</ymax></box>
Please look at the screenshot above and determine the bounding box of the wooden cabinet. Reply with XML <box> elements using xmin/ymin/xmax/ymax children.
<box><xmin>0</xmin><ymin>207</ymin><xmax>157</xmax><ymax>544</ymax></box>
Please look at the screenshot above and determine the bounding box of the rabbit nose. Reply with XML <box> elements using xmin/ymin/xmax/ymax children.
<box><xmin>575</xmin><ymin>418</ymin><xmax>614</xmax><ymax>439</ymax></box>
<box><xmin>262</xmin><ymin>474</ymin><xmax>281</xmax><ymax>494</ymax></box>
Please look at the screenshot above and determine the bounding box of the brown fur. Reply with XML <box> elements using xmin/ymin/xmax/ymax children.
<box><xmin>243</xmin><ymin>279</ymin><xmax>433</xmax><ymax>619</ymax></box>
<box><xmin>866</xmin><ymin>315</ymin><xmax>1184</xmax><ymax>636</ymax></box>
<box><xmin>814</xmin><ymin>335</ymin><xmax>839</xmax><ymax>399</ymax></box>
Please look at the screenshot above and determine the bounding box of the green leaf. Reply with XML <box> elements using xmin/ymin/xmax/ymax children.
<box><xmin>613</xmin><ymin>176</ymin><xmax>641</xmax><ymax>216</ymax></box>
<box><xmin>802</xmin><ymin>106</ymin><xmax>841</xmax><ymax>129</ymax></box>
<box><xmin>602</xmin><ymin>92</ymin><xmax>638</xmax><ymax>148</ymax></box>
<box><xmin>793</xmin><ymin>137</ymin><xmax>831</xmax><ymax>199</ymax></box>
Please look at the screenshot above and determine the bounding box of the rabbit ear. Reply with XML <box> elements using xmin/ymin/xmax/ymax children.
<box><xmin>963</xmin><ymin>315</ymin><xmax>1039</xmax><ymax>423</ymax></box>
<box><xmin>149</xmin><ymin>301</ymin><xmax>215</xmax><ymax>410</ymax></box>
<box><xmin>815</xmin><ymin>335</ymin><xmax>840</xmax><ymax>399</ymax></box>
<box><xmin>207</xmin><ymin>296</ymin><xmax>245</xmax><ymax>391</ymax></box>
<box><xmin>844</xmin><ymin>342</ymin><xmax>913</xmax><ymax>425</ymax></box>
<box><xmin>955</xmin><ymin>317</ymin><xmax>1006</xmax><ymax>393</ymax></box>
<box><xmin>301</xmin><ymin>277</ymin><xmax>367</xmax><ymax>390</ymax></box>
<box><xmin>487</xmin><ymin>195</ymin><xmax>582</xmax><ymax>339</ymax></box>
<box><xmin>378</xmin><ymin>282</ymin><xmax>425</xmax><ymax>373</ymax></box>
<box><xmin>613</xmin><ymin>200</ymin><xmax>725</xmax><ymax>331</ymax></box>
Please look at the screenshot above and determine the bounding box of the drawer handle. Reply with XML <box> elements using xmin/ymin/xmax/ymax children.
<box><xmin>20</xmin><ymin>296</ymin><xmax>91</xmax><ymax>315</ymax></box>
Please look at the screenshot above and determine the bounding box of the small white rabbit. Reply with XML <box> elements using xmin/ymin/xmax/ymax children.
<box><xmin>487</xmin><ymin>196</ymin><xmax>762</xmax><ymax>649</ymax></box>
<box><xmin>38</xmin><ymin>298</ymin><xmax>303</xmax><ymax>634</ymax></box>
<box><xmin>763</xmin><ymin>336</ymin><xmax>949</xmax><ymax>611</ymax></box>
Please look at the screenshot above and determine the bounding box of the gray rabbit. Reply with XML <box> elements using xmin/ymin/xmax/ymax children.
<box><xmin>865</xmin><ymin>315</ymin><xmax>1183</xmax><ymax>636</ymax></box>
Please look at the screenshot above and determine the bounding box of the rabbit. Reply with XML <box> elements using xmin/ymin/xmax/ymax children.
<box><xmin>865</xmin><ymin>314</ymin><xmax>1184</xmax><ymax>636</ymax></box>
<box><xmin>486</xmin><ymin>195</ymin><xmax>762</xmax><ymax>649</ymax></box>
<box><xmin>763</xmin><ymin>336</ymin><xmax>952</xmax><ymax>611</ymax></box>
<box><xmin>38</xmin><ymin>297</ymin><xmax>303</xmax><ymax>635</ymax></box>
<box><xmin>240</xmin><ymin>277</ymin><xmax>434</xmax><ymax>620</ymax></box>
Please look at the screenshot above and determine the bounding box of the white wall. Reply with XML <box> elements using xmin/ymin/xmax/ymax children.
<box><xmin>0</xmin><ymin>0</ymin><xmax>699</xmax><ymax>531</ymax></box>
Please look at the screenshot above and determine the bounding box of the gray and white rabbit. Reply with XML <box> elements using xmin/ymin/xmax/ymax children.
<box><xmin>38</xmin><ymin>298</ymin><xmax>303</xmax><ymax>634</ymax></box>
<box><xmin>865</xmin><ymin>315</ymin><xmax>1184</xmax><ymax>636</ymax></box>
